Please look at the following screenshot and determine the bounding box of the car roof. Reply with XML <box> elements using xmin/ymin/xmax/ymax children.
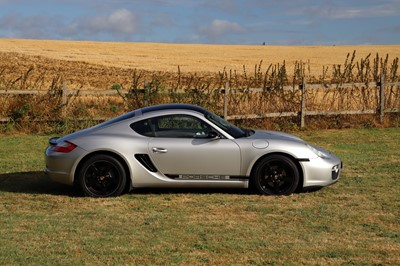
<box><xmin>93</xmin><ymin>104</ymin><xmax>208</xmax><ymax>130</ymax></box>
<box><xmin>139</xmin><ymin>104</ymin><xmax>208</xmax><ymax>116</ymax></box>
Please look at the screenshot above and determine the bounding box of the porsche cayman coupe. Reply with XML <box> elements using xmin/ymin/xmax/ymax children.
<box><xmin>45</xmin><ymin>104</ymin><xmax>342</xmax><ymax>197</ymax></box>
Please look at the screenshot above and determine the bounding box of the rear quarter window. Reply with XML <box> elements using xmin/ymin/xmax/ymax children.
<box><xmin>130</xmin><ymin>119</ymin><xmax>154</xmax><ymax>137</ymax></box>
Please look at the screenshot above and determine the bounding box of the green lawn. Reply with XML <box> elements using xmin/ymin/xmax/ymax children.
<box><xmin>0</xmin><ymin>128</ymin><xmax>399</xmax><ymax>265</ymax></box>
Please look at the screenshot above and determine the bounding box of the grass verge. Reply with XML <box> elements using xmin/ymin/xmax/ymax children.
<box><xmin>0</xmin><ymin>129</ymin><xmax>399</xmax><ymax>265</ymax></box>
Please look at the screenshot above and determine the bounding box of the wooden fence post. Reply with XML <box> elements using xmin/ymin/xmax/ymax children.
<box><xmin>144</xmin><ymin>81</ymin><xmax>149</xmax><ymax>107</ymax></box>
<box><xmin>379</xmin><ymin>74</ymin><xmax>385</xmax><ymax>123</ymax></box>
<box><xmin>62</xmin><ymin>80</ymin><xmax>67</xmax><ymax>117</ymax></box>
<box><xmin>300</xmin><ymin>77</ymin><xmax>306</xmax><ymax>128</ymax></box>
<box><xmin>223</xmin><ymin>82</ymin><xmax>229</xmax><ymax>118</ymax></box>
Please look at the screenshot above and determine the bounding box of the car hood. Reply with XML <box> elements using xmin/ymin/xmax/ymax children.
<box><xmin>247</xmin><ymin>130</ymin><xmax>305</xmax><ymax>143</ymax></box>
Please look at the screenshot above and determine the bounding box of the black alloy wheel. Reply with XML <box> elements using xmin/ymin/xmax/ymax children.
<box><xmin>253</xmin><ymin>155</ymin><xmax>299</xmax><ymax>196</ymax></box>
<box><xmin>78</xmin><ymin>154</ymin><xmax>127</xmax><ymax>197</ymax></box>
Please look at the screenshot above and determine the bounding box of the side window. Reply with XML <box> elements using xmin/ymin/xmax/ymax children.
<box><xmin>130</xmin><ymin>119</ymin><xmax>154</xmax><ymax>137</ymax></box>
<box><xmin>154</xmin><ymin>115</ymin><xmax>211</xmax><ymax>138</ymax></box>
<box><xmin>131</xmin><ymin>115</ymin><xmax>214</xmax><ymax>138</ymax></box>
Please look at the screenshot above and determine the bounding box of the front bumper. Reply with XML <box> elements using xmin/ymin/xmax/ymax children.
<box><xmin>301</xmin><ymin>154</ymin><xmax>343</xmax><ymax>188</ymax></box>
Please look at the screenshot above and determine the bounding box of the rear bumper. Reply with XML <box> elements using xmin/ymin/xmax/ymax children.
<box><xmin>44</xmin><ymin>168</ymin><xmax>73</xmax><ymax>185</ymax></box>
<box><xmin>44</xmin><ymin>146</ymin><xmax>83</xmax><ymax>186</ymax></box>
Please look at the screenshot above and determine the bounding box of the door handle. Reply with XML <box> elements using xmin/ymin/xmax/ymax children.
<box><xmin>152</xmin><ymin>147</ymin><xmax>168</xmax><ymax>153</ymax></box>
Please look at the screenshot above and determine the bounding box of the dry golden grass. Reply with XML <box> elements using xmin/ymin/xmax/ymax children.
<box><xmin>1</xmin><ymin>38</ymin><xmax>399</xmax><ymax>133</ymax></box>
<box><xmin>1</xmin><ymin>38</ymin><xmax>399</xmax><ymax>74</ymax></box>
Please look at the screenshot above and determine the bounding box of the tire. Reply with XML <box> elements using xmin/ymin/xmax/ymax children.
<box><xmin>78</xmin><ymin>154</ymin><xmax>127</xmax><ymax>197</ymax></box>
<box><xmin>252</xmin><ymin>155</ymin><xmax>299</xmax><ymax>196</ymax></box>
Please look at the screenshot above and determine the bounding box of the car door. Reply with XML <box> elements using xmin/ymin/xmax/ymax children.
<box><xmin>145</xmin><ymin>114</ymin><xmax>241</xmax><ymax>176</ymax></box>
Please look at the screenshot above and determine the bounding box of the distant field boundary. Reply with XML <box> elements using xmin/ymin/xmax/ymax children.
<box><xmin>1</xmin><ymin>76</ymin><xmax>399</xmax><ymax>128</ymax></box>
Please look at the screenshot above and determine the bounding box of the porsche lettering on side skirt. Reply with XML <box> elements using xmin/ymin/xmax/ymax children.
<box><xmin>165</xmin><ymin>174</ymin><xmax>248</xmax><ymax>180</ymax></box>
<box><xmin>178</xmin><ymin>174</ymin><xmax>230</xmax><ymax>180</ymax></box>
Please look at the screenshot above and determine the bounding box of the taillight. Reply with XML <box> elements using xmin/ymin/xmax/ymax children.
<box><xmin>50</xmin><ymin>141</ymin><xmax>77</xmax><ymax>153</ymax></box>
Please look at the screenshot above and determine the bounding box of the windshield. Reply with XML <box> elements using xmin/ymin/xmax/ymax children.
<box><xmin>205</xmin><ymin>112</ymin><xmax>246</xmax><ymax>138</ymax></box>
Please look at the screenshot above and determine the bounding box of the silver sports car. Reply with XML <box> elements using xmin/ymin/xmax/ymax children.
<box><xmin>45</xmin><ymin>104</ymin><xmax>342</xmax><ymax>197</ymax></box>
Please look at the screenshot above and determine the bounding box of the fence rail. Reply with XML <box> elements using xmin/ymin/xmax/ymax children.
<box><xmin>223</xmin><ymin>77</ymin><xmax>400</xmax><ymax>127</ymax></box>
<box><xmin>1</xmin><ymin>77</ymin><xmax>399</xmax><ymax>127</ymax></box>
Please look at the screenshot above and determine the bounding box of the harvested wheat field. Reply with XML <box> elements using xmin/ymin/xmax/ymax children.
<box><xmin>1</xmin><ymin>38</ymin><xmax>399</xmax><ymax>73</ymax></box>
<box><xmin>1</xmin><ymin>38</ymin><xmax>399</xmax><ymax>90</ymax></box>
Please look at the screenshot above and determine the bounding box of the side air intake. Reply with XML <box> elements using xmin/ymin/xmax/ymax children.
<box><xmin>134</xmin><ymin>154</ymin><xmax>158</xmax><ymax>172</ymax></box>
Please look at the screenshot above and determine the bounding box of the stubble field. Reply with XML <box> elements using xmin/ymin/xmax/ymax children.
<box><xmin>1</xmin><ymin>38</ymin><xmax>400</xmax><ymax>90</ymax></box>
<box><xmin>1</xmin><ymin>39</ymin><xmax>399</xmax><ymax>132</ymax></box>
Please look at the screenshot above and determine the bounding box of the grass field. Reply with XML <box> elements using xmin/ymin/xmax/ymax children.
<box><xmin>0</xmin><ymin>128</ymin><xmax>399</xmax><ymax>265</ymax></box>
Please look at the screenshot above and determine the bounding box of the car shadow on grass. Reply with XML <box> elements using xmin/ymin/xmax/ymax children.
<box><xmin>129</xmin><ymin>187</ymin><xmax>322</xmax><ymax>196</ymax></box>
<box><xmin>129</xmin><ymin>187</ymin><xmax>251</xmax><ymax>196</ymax></box>
<box><xmin>0</xmin><ymin>171</ymin><xmax>74</xmax><ymax>196</ymax></box>
<box><xmin>0</xmin><ymin>172</ymin><xmax>322</xmax><ymax>196</ymax></box>
<box><xmin>0</xmin><ymin>172</ymin><xmax>250</xmax><ymax>197</ymax></box>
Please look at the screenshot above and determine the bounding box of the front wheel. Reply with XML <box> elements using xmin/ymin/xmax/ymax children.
<box><xmin>252</xmin><ymin>155</ymin><xmax>299</xmax><ymax>196</ymax></box>
<box><xmin>78</xmin><ymin>154</ymin><xmax>127</xmax><ymax>197</ymax></box>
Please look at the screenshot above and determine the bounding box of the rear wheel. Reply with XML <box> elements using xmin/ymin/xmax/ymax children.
<box><xmin>253</xmin><ymin>155</ymin><xmax>299</xmax><ymax>196</ymax></box>
<box><xmin>78</xmin><ymin>154</ymin><xmax>127</xmax><ymax>197</ymax></box>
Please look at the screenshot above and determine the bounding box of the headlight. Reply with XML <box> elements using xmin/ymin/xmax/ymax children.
<box><xmin>306</xmin><ymin>144</ymin><xmax>330</xmax><ymax>159</ymax></box>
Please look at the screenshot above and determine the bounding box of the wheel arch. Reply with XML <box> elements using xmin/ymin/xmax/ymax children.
<box><xmin>73</xmin><ymin>150</ymin><xmax>132</xmax><ymax>192</ymax></box>
<box><xmin>249</xmin><ymin>152</ymin><xmax>304</xmax><ymax>191</ymax></box>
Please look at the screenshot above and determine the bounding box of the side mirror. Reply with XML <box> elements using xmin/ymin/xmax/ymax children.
<box><xmin>208</xmin><ymin>131</ymin><xmax>220</xmax><ymax>139</ymax></box>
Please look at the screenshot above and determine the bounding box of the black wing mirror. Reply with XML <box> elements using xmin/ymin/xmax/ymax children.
<box><xmin>207</xmin><ymin>131</ymin><xmax>220</xmax><ymax>139</ymax></box>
